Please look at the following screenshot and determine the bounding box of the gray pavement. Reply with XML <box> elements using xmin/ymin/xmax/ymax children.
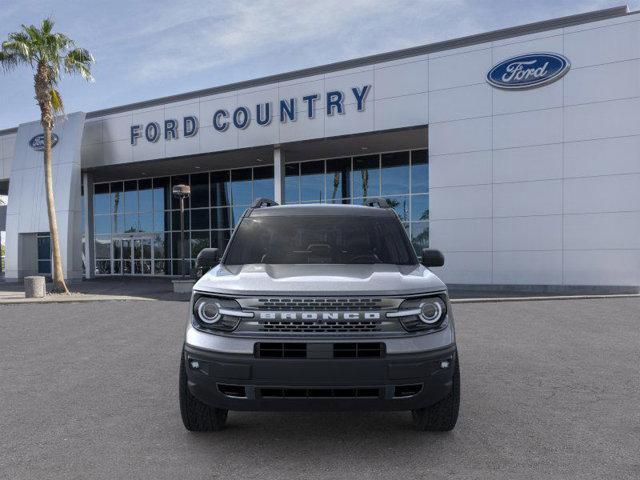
<box><xmin>1</xmin><ymin>297</ymin><xmax>639</xmax><ymax>479</ymax></box>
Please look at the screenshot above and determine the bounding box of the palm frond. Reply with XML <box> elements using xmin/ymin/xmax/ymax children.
<box><xmin>64</xmin><ymin>47</ymin><xmax>94</xmax><ymax>81</ymax></box>
<box><xmin>50</xmin><ymin>87</ymin><xmax>64</xmax><ymax>113</ymax></box>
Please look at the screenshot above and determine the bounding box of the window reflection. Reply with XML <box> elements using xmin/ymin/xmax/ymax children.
<box><xmin>381</xmin><ymin>152</ymin><xmax>409</xmax><ymax>196</ymax></box>
<box><xmin>93</xmin><ymin>148</ymin><xmax>429</xmax><ymax>275</ymax></box>
<box><xmin>353</xmin><ymin>155</ymin><xmax>380</xmax><ymax>199</ymax></box>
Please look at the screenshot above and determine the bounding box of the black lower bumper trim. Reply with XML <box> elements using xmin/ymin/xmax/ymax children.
<box><xmin>183</xmin><ymin>343</ymin><xmax>457</xmax><ymax>411</ymax></box>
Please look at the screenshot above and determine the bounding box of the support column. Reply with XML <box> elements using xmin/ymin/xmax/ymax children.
<box><xmin>273</xmin><ymin>146</ymin><xmax>285</xmax><ymax>204</ymax></box>
<box><xmin>82</xmin><ymin>172</ymin><xmax>94</xmax><ymax>279</ymax></box>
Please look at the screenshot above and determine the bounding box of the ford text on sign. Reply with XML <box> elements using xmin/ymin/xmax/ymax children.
<box><xmin>486</xmin><ymin>53</ymin><xmax>570</xmax><ymax>90</ymax></box>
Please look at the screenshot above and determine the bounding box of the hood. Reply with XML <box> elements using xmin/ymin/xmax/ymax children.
<box><xmin>193</xmin><ymin>263</ymin><xmax>446</xmax><ymax>296</ymax></box>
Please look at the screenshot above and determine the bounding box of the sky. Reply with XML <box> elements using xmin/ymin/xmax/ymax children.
<box><xmin>0</xmin><ymin>0</ymin><xmax>638</xmax><ymax>130</ymax></box>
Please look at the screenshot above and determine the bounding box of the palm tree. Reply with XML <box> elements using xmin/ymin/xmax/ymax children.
<box><xmin>0</xmin><ymin>18</ymin><xmax>93</xmax><ymax>293</ymax></box>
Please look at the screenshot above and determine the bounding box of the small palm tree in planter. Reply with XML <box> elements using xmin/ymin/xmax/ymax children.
<box><xmin>0</xmin><ymin>18</ymin><xmax>93</xmax><ymax>293</ymax></box>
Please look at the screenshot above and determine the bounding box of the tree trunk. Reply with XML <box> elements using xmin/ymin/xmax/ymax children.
<box><xmin>43</xmin><ymin>123</ymin><xmax>69</xmax><ymax>293</ymax></box>
<box><xmin>35</xmin><ymin>65</ymin><xmax>69</xmax><ymax>294</ymax></box>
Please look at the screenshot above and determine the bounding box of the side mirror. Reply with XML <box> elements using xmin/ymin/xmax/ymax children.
<box><xmin>196</xmin><ymin>248</ymin><xmax>220</xmax><ymax>277</ymax></box>
<box><xmin>421</xmin><ymin>248</ymin><xmax>444</xmax><ymax>268</ymax></box>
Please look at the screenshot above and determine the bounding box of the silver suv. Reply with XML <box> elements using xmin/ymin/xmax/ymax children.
<box><xmin>179</xmin><ymin>198</ymin><xmax>460</xmax><ymax>431</ymax></box>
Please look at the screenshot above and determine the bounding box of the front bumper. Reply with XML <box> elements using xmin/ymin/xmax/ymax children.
<box><xmin>183</xmin><ymin>339</ymin><xmax>457</xmax><ymax>411</ymax></box>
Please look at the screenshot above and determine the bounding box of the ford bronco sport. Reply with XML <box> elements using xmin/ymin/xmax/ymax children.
<box><xmin>179</xmin><ymin>198</ymin><xmax>459</xmax><ymax>431</ymax></box>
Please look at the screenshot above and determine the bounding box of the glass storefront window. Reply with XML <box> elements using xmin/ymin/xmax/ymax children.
<box><xmin>190</xmin><ymin>209</ymin><xmax>209</xmax><ymax>230</ymax></box>
<box><xmin>353</xmin><ymin>154</ymin><xmax>380</xmax><ymax>199</ymax></box>
<box><xmin>284</xmin><ymin>163</ymin><xmax>299</xmax><ymax>204</ymax></box>
<box><xmin>231</xmin><ymin>168</ymin><xmax>252</xmax><ymax>206</ymax></box>
<box><xmin>153</xmin><ymin>177</ymin><xmax>170</xmax><ymax>212</ymax></box>
<box><xmin>111</xmin><ymin>182</ymin><xmax>123</xmax><ymax>215</ymax></box>
<box><xmin>326</xmin><ymin>158</ymin><xmax>350</xmax><ymax>202</ymax></box>
<box><xmin>92</xmin><ymin>148</ymin><xmax>428</xmax><ymax>275</ymax></box>
<box><xmin>190</xmin><ymin>173</ymin><xmax>209</xmax><ymax>208</ymax></box>
<box><xmin>253</xmin><ymin>166</ymin><xmax>274</xmax><ymax>201</ymax></box>
<box><xmin>411</xmin><ymin>149</ymin><xmax>428</xmax><ymax>193</ymax></box>
<box><xmin>211</xmin><ymin>171</ymin><xmax>230</xmax><ymax>207</ymax></box>
<box><xmin>94</xmin><ymin>183</ymin><xmax>110</xmax><ymax>215</ymax></box>
<box><xmin>124</xmin><ymin>180</ymin><xmax>138</xmax><ymax>213</ymax></box>
<box><xmin>381</xmin><ymin>152</ymin><xmax>410</xmax><ymax>196</ymax></box>
<box><xmin>138</xmin><ymin>179</ymin><xmax>153</xmax><ymax>213</ymax></box>
<box><xmin>300</xmin><ymin>160</ymin><xmax>324</xmax><ymax>203</ymax></box>
<box><xmin>411</xmin><ymin>194</ymin><xmax>429</xmax><ymax>221</ymax></box>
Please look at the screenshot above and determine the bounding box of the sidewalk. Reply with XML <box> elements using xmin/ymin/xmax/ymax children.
<box><xmin>0</xmin><ymin>277</ymin><xmax>189</xmax><ymax>304</ymax></box>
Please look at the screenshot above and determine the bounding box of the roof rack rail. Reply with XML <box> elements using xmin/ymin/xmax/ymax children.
<box><xmin>251</xmin><ymin>198</ymin><xmax>279</xmax><ymax>208</ymax></box>
<box><xmin>364</xmin><ymin>197</ymin><xmax>390</xmax><ymax>208</ymax></box>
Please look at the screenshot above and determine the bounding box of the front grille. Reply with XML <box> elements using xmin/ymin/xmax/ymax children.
<box><xmin>259</xmin><ymin>319</ymin><xmax>382</xmax><ymax>333</ymax></box>
<box><xmin>259</xmin><ymin>387</ymin><xmax>381</xmax><ymax>398</ymax></box>
<box><xmin>255</xmin><ymin>342</ymin><xmax>384</xmax><ymax>359</ymax></box>
<box><xmin>256</xmin><ymin>297</ymin><xmax>383</xmax><ymax>311</ymax></box>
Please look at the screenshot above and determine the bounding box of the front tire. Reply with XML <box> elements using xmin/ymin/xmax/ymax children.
<box><xmin>412</xmin><ymin>358</ymin><xmax>460</xmax><ymax>431</ymax></box>
<box><xmin>179</xmin><ymin>354</ymin><xmax>228</xmax><ymax>431</ymax></box>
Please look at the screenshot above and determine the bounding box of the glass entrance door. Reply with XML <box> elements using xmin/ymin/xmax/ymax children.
<box><xmin>112</xmin><ymin>235</ymin><xmax>154</xmax><ymax>275</ymax></box>
<box><xmin>133</xmin><ymin>237</ymin><xmax>153</xmax><ymax>275</ymax></box>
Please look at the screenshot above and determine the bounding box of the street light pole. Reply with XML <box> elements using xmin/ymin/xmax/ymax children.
<box><xmin>172</xmin><ymin>184</ymin><xmax>191</xmax><ymax>278</ymax></box>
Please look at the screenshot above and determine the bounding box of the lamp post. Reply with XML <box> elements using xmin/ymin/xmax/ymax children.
<box><xmin>172</xmin><ymin>184</ymin><xmax>191</xmax><ymax>278</ymax></box>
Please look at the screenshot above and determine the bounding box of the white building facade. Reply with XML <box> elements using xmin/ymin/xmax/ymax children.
<box><xmin>1</xmin><ymin>5</ymin><xmax>639</xmax><ymax>292</ymax></box>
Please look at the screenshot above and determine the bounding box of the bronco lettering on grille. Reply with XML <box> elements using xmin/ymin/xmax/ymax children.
<box><xmin>258</xmin><ymin>312</ymin><xmax>381</xmax><ymax>321</ymax></box>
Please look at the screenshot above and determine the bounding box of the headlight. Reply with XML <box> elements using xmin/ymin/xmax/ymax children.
<box><xmin>388</xmin><ymin>295</ymin><xmax>448</xmax><ymax>332</ymax></box>
<box><xmin>418</xmin><ymin>298</ymin><xmax>445</xmax><ymax>325</ymax></box>
<box><xmin>195</xmin><ymin>298</ymin><xmax>221</xmax><ymax>324</ymax></box>
<box><xmin>192</xmin><ymin>295</ymin><xmax>245</xmax><ymax>332</ymax></box>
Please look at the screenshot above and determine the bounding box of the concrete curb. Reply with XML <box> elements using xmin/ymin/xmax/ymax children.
<box><xmin>0</xmin><ymin>294</ymin><xmax>154</xmax><ymax>305</ymax></box>
<box><xmin>451</xmin><ymin>294</ymin><xmax>640</xmax><ymax>304</ymax></box>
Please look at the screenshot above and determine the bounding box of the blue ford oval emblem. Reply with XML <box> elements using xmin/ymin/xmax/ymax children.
<box><xmin>29</xmin><ymin>133</ymin><xmax>59</xmax><ymax>151</ymax></box>
<box><xmin>487</xmin><ymin>53</ymin><xmax>570</xmax><ymax>90</ymax></box>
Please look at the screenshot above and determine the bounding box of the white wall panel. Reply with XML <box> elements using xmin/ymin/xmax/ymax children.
<box><xmin>279</xmin><ymin>113</ymin><xmax>325</xmax><ymax>143</ymax></box>
<box><xmin>429</xmin><ymin>116</ymin><xmax>491</xmax><ymax>155</ymax></box>
<box><xmin>324</xmin><ymin>68</ymin><xmax>374</xmax><ymax>107</ymax></box>
<box><xmin>429</xmin><ymin>184</ymin><xmax>492</xmax><ymax>220</ymax></box>
<box><xmin>102</xmin><ymin>114</ymin><xmax>133</xmax><ymax>143</ymax></box>
<box><xmin>493</xmin><ymin>251</ymin><xmax>563</xmax><ymax>285</ymax></box>
<box><xmin>564</xmin><ymin>250</ymin><xmax>640</xmax><ymax>286</ymax></box>
<box><xmin>493</xmin><ymin>143</ymin><xmax>563</xmax><ymax>183</ymax></box>
<box><xmin>564</xmin><ymin>174</ymin><xmax>640</xmax><ymax>214</ymax></box>
<box><xmin>429</xmin><ymin>83</ymin><xmax>492</xmax><ymax>123</ymax></box>
<box><xmin>431</xmin><ymin>252</ymin><xmax>492</xmax><ymax>284</ymax></box>
<box><xmin>199</xmin><ymin>125</ymin><xmax>238</xmax><ymax>153</ymax></box>
<box><xmin>492</xmin><ymin>80</ymin><xmax>563</xmax><ymax>115</ymax></box>
<box><xmin>564</xmin><ymin>211</ymin><xmax>640</xmax><ymax>250</ymax></box>
<box><xmin>564</xmin><ymin>20</ymin><xmax>640</xmax><ymax>68</ymax></box>
<box><xmin>564</xmin><ymin>97</ymin><xmax>640</xmax><ymax>142</ymax></box>
<box><xmin>429</xmin><ymin>218</ymin><xmax>492</xmax><ymax>252</ymax></box>
<box><xmin>493</xmin><ymin>180</ymin><xmax>562</xmax><ymax>217</ymax></box>
<box><xmin>82</xmin><ymin>120</ymin><xmax>103</xmax><ymax>145</ymax></box>
<box><xmin>429</xmin><ymin>150</ymin><xmax>492</xmax><ymax>187</ymax></box>
<box><xmin>564</xmin><ymin>136</ymin><xmax>640</xmax><ymax>178</ymax></box>
<box><xmin>373</xmin><ymin>93</ymin><xmax>427</xmax><ymax>131</ymax></box>
<box><xmin>493</xmin><ymin>215</ymin><xmax>563</xmax><ymax>251</ymax></box>
<box><xmin>325</xmin><ymin>102</ymin><xmax>374</xmax><ymax>138</ymax></box>
<box><xmin>564</xmin><ymin>60</ymin><xmax>640</xmax><ymax>106</ymax></box>
<box><xmin>429</xmin><ymin>48</ymin><xmax>492</xmax><ymax>91</ymax></box>
<box><xmin>493</xmin><ymin>108</ymin><xmax>562</xmax><ymax>149</ymax></box>
<box><xmin>374</xmin><ymin>60</ymin><xmax>428</xmax><ymax>100</ymax></box>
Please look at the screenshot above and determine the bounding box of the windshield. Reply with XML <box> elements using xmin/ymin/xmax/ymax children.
<box><xmin>224</xmin><ymin>215</ymin><xmax>417</xmax><ymax>265</ymax></box>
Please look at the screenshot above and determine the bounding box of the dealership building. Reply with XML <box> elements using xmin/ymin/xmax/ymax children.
<box><xmin>0</xmin><ymin>5</ymin><xmax>639</xmax><ymax>292</ymax></box>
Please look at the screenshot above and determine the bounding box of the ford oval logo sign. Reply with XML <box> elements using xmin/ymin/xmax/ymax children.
<box><xmin>487</xmin><ymin>53</ymin><xmax>570</xmax><ymax>90</ymax></box>
<box><xmin>29</xmin><ymin>133</ymin><xmax>59</xmax><ymax>151</ymax></box>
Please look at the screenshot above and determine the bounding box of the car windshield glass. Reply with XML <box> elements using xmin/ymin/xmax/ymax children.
<box><xmin>224</xmin><ymin>215</ymin><xmax>417</xmax><ymax>265</ymax></box>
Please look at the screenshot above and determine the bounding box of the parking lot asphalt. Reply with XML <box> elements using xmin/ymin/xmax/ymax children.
<box><xmin>1</xmin><ymin>297</ymin><xmax>639</xmax><ymax>480</ymax></box>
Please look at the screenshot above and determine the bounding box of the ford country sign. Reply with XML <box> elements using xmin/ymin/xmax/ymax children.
<box><xmin>29</xmin><ymin>133</ymin><xmax>59</xmax><ymax>151</ymax></box>
<box><xmin>487</xmin><ymin>53</ymin><xmax>570</xmax><ymax>90</ymax></box>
